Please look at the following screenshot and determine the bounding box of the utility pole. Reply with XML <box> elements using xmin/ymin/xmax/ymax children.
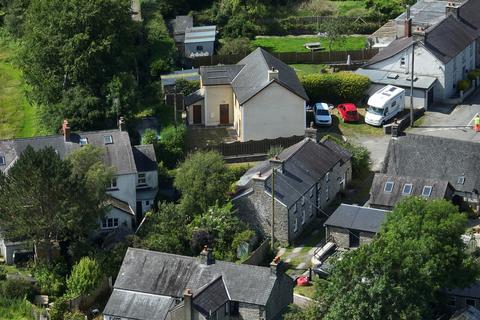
<box><xmin>271</xmin><ymin>168</ymin><xmax>275</xmax><ymax>251</ymax></box>
<box><xmin>410</xmin><ymin>41</ymin><xmax>415</xmax><ymax>127</ymax></box>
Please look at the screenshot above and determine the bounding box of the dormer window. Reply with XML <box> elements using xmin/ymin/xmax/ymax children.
<box><xmin>0</xmin><ymin>155</ymin><xmax>5</xmax><ymax>166</ymax></box>
<box><xmin>104</xmin><ymin>135</ymin><xmax>113</xmax><ymax>145</ymax></box>
<box><xmin>457</xmin><ymin>176</ymin><xmax>465</xmax><ymax>185</ymax></box>
<box><xmin>402</xmin><ymin>183</ymin><xmax>413</xmax><ymax>195</ymax></box>
<box><xmin>422</xmin><ymin>186</ymin><xmax>432</xmax><ymax>197</ymax></box>
<box><xmin>79</xmin><ymin>138</ymin><xmax>88</xmax><ymax>146</ymax></box>
<box><xmin>137</xmin><ymin>173</ymin><xmax>147</xmax><ymax>185</ymax></box>
<box><xmin>384</xmin><ymin>181</ymin><xmax>394</xmax><ymax>193</ymax></box>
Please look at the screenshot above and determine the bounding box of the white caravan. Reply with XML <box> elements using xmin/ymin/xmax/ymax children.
<box><xmin>365</xmin><ymin>85</ymin><xmax>405</xmax><ymax>126</ymax></box>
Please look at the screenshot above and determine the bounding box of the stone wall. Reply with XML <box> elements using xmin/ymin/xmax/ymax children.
<box><xmin>239</xmin><ymin>303</ymin><xmax>263</xmax><ymax>320</ymax></box>
<box><xmin>327</xmin><ymin>226</ymin><xmax>349</xmax><ymax>248</ymax></box>
<box><xmin>266</xmin><ymin>273</ymin><xmax>294</xmax><ymax>320</ymax></box>
<box><xmin>359</xmin><ymin>231</ymin><xmax>375</xmax><ymax>245</ymax></box>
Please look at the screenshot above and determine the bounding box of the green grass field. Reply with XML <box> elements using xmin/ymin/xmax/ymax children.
<box><xmin>252</xmin><ymin>35</ymin><xmax>366</xmax><ymax>53</ymax></box>
<box><xmin>289</xmin><ymin>64</ymin><xmax>328</xmax><ymax>76</ymax></box>
<box><xmin>0</xmin><ymin>41</ymin><xmax>39</xmax><ymax>140</ymax></box>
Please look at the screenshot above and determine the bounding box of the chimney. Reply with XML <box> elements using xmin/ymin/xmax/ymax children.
<box><xmin>404</xmin><ymin>5</ymin><xmax>412</xmax><ymax>38</ymax></box>
<box><xmin>118</xmin><ymin>116</ymin><xmax>126</xmax><ymax>131</ymax></box>
<box><xmin>62</xmin><ymin>119</ymin><xmax>71</xmax><ymax>142</ymax></box>
<box><xmin>412</xmin><ymin>26</ymin><xmax>426</xmax><ymax>43</ymax></box>
<box><xmin>270</xmin><ymin>256</ymin><xmax>285</xmax><ymax>276</ymax></box>
<box><xmin>200</xmin><ymin>246</ymin><xmax>215</xmax><ymax>265</ymax></box>
<box><xmin>445</xmin><ymin>2</ymin><xmax>459</xmax><ymax>18</ymax></box>
<box><xmin>269</xmin><ymin>157</ymin><xmax>284</xmax><ymax>174</ymax></box>
<box><xmin>183</xmin><ymin>289</ymin><xmax>193</xmax><ymax>320</ymax></box>
<box><xmin>268</xmin><ymin>67</ymin><xmax>279</xmax><ymax>81</ymax></box>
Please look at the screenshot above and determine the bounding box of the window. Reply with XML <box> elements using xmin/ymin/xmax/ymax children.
<box><xmin>422</xmin><ymin>186</ymin><xmax>432</xmax><ymax>197</ymax></box>
<box><xmin>101</xmin><ymin>218</ymin><xmax>119</xmax><ymax>229</ymax></box>
<box><xmin>0</xmin><ymin>155</ymin><xmax>5</xmax><ymax>166</ymax></box>
<box><xmin>145</xmin><ymin>200</ymin><xmax>150</xmax><ymax>206</ymax></box>
<box><xmin>457</xmin><ymin>176</ymin><xmax>465</xmax><ymax>185</ymax></box>
<box><xmin>302</xmin><ymin>210</ymin><xmax>306</xmax><ymax>225</ymax></box>
<box><xmin>466</xmin><ymin>298</ymin><xmax>476</xmax><ymax>307</ymax></box>
<box><xmin>391</xmin><ymin>101</ymin><xmax>396</xmax><ymax>107</ymax></box>
<box><xmin>109</xmin><ymin>177</ymin><xmax>118</xmax><ymax>189</ymax></box>
<box><xmin>301</xmin><ymin>196</ymin><xmax>305</xmax><ymax>206</ymax></box>
<box><xmin>400</xmin><ymin>56</ymin><xmax>406</xmax><ymax>67</ymax></box>
<box><xmin>310</xmin><ymin>205</ymin><xmax>314</xmax><ymax>216</ymax></box>
<box><xmin>325</xmin><ymin>172</ymin><xmax>330</xmax><ymax>183</ymax></box>
<box><xmin>309</xmin><ymin>188</ymin><xmax>314</xmax><ymax>198</ymax></box>
<box><xmin>104</xmin><ymin>135</ymin><xmax>113</xmax><ymax>145</ymax></box>
<box><xmin>79</xmin><ymin>138</ymin><xmax>88</xmax><ymax>146</ymax></box>
<box><xmin>325</xmin><ymin>187</ymin><xmax>329</xmax><ymax>201</ymax></box>
<box><xmin>293</xmin><ymin>203</ymin><xmax>297</xmax><ymax>212</ymax></box>
<box><xmin>137</xmin><ymin>173</ymin><xmax>147</xmax><ymax>185</ymax></box>
<box><xmin>402</xmin><ymin>183</ymin><xmax>413</xmax><ymax>195</ymax></box>
<box><xmin>317</xmin><ymin>183</ymin><xmax>321</xmax><ymax>191</ymax></box>
<box><xmin>196</xmin><ymin>45</ymin><xmax>204</xmax><ymax>51</ymax></box>
<box><xmin>447</xmin><ymin>296</ymin><xmax>456</xmax><ymax>307</ymax></box>
<box><xmin>384</xmin><ymin>181</ymin><xmax>394</xmax><ymax>193</ymax></box>
<box><xmin>294</xmin><ymin>218</ymin><xmax>298</xmax><ymax>232</ymax></box>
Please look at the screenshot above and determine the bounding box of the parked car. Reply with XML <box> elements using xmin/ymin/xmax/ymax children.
<box><xmin>365</xmin><ymin>85</ymin><xmax>405</xmax><ymax>126</ymax></box>
<box><xmin>314</xmin><ymin>102</ymin><xmax>333</xmax><ymax>126</ymax></box>
<box><xmin>337</xmin><ymin>103</ymin><xmax>360</xmax><ymax>122</ymax></box>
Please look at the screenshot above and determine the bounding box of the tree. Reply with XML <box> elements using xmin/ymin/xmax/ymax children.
<box><xmin>218</xmin><ymin>37</ymin><xmax>253</xmax><ymax>55</ymax></box>
<box><xmin>309</xmin><ymin>197</ymin><xmax>478</xmax><ymax>320</ymax></box>
<box><xmin>174</xmin><ymin>151</ymin><xmax>234</xmax><ymax>217</ymax></box>
<box><xmin>1</xmin><ymin>0</ymin><xmax>30</xmax><ymax>37</ymax></box>
<box><xmin>0</xmin><ymin>147</ymin><xmax>107</xmax><ymax>246</ymax></box>
<box><xmin>141</xmin><ymin>128</ymin><xmax>158</xmax><ymax>145</ymax></box>
<box><xmin>157</xmin><ymin>124</ymin><xmax>186</xmax><ymax>168</ymax></box>
<box><xmin>175</xmin><ymin>79</ymin><xmax>200</xmax><ymax>96</ymax></box>
<box><xmin>133</xmin><ymin>202</ymin><xmax>189</xmax><ymax>254</ymax></box>
<box><xmin>66</xmin><ymin>257</ymin><xmax>102</xmax><ymax>297</ymax></box>
<box><xmin>322</xmin><ymin>18</ymin><xmax>347</xmax><ymax>52</ymax></box>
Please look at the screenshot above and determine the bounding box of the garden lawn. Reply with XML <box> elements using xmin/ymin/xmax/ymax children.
<box><xmin>0</xmin><ymin>44</ymin><xmax>39</xmax><ymax>139</ymax></box>
<box><xmin>252</xmin><ymin>35</ymin><xmax>366</xmax><ymax>53</ymax></box>
<box><xmin>289</xmin><ymin>64</ymin><xmax>328</xmax><ymax>76</ymax></box>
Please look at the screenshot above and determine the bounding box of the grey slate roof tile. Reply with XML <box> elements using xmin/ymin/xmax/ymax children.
<box><xmin>193</xmin><ymin>276</ymin><xmax>229</xmax><ymax>315</ymax></box>
<box><xmin>133</xmin><ymin>144</ymin><xmax>157</xmax><ymax>172</ymax></box>
<box><xmin>324</xmin><ymin>204</ymin><xmax>389</xmax><ymax>233</ymax></box>
<box><xmin>184</xmin><ymin>88</ymin><xmax>205</xmax><ymax>106</ymax></box>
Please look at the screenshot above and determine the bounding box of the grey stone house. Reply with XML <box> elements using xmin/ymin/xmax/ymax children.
<box><xmin>0</xmin><ymin>120</ymin><xmax>158</xmax><ymax>264</ymax></box>
<box><xmin>369</xmin><ymin>173</ymin><xmax>455</xmax><ymax>210</ymax></box>
<box><xmin>382</xmin><ymin>134</ymin><xmax>480</xmax><ymax>211</ymax></box>
<box><xmin>103</xmin><ymin>247</ymin><xmax>293</xmax><ymax>320</ymax></box>
<box><xmin>233</xmin><ymin>138</ymin><xmax>352</xmax><ymax>244</ymax></box>
<box><xmin>324</xmin><ymin>204</ymin><xmax>389</xmax><ymax>249</ymax></box>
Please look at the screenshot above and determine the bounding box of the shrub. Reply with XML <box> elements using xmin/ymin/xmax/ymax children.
<box><xmin>141</xmin><ymin>128</ymin><xmax>158</xmax><ymax>145</ymax></box>
<box><xmin>64</xmin><ymin>311</ymin><xmax>87</xmax><ymax>320</ymax></box>
<box><xmin>457</xmin><ymin>79</ymin><xmax>471</xmax><ymax>92</ymax></box>
<box><xmin>0</xmin><ymin>265</ymin><xmax>6</xmax><ymax>281</ymax></box>
<box><xmin>467</xmin><ymin>69</ymin><xmax>480</xmax><ymax>81</ymax></box>
<box><xmin>33</xmin><ymin>260</ymin><xmax>67</xmax><ymax>297</ymax></box>
<box><xmin>218</xmin><ymin>37</ymin><xmax>254</xmax><ymax>56</ymax></box>
<box><xmin>66</xmin><ymin>257</ymin><xmax>102</xmax><ymax>297</ymax></box>
<box><xmin>301</xmin><ymin>72</ymin><xmax>370</xmax><ymax>104</ymax></box>
<box><xmin>175</xmin><ymin>79</ymin><xmax>200</xmax><ymax>96</ymax></box>
<box><xmin>49</xmin><ymin>296</ymin><xmax>69</xmax><ymax>320</ymax></box>
<box><xmin>157</xmin><ymin>124</ymin><xmax>187</xmax><ymax>168</ymax></box>
<box><xmin>0</xmin><ymin>278</ymin><xmax>37</xmax><ymax>301</ymax></box>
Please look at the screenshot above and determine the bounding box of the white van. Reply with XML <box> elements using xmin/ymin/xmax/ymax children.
<box><xmin>365</xmin><ymin>85</ymin><xmax>405</xmax><ymax>126</ymax></box>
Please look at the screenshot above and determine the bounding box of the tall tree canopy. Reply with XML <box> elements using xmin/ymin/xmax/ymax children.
<box><xmin>0</xmin><ymin>146</ymin><xmax>109</xmax><ymax>244</ymax></box>
<box><xmin>19</xmin><ymin>0</ymin><xmax>137</xmax><ymax>130</ymax></box>
<box><xmin>288</xmin><ymin>197</ymin><xmax>478</xmax><ymax>320</ymax></box>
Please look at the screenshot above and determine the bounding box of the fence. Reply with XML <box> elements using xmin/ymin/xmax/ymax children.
<box><xmin>188</xmin><ymin>48</ymin><xmax>379</xmax><ymax>67</ymax></box>
<box><xmin>205</xmin><ymin>135</ymin><xmax>305</xmax><ymax>157</ymax></box>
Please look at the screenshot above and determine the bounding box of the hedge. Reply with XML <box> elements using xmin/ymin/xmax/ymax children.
<box><xmin>457</xmin><ymin>79</ymin><xmax>471</xmax><ymax>92</ymax></box>
<box><xmin>467</xmin><ymin>69</ymin><xmax>480</xmax><ymax>81</ymax></box>
<box><xmin>301</xmin><ymin>72</ymin><xmax>370</xmax><ymax>104</ymax></box>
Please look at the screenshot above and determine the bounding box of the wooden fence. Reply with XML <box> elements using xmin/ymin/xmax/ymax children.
<box><xmin>188</xmin><ymin>48</ymin><xmax>379</xmax><ymax>67</ymax></box>
<box><xmin>206</xmin><ymin>135</ymin><xmax>305</xmax><ymax>157</ymax></box>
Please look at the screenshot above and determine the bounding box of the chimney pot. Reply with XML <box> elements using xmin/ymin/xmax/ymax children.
<box><xmin>268</xmin><ymin>68</ymin><xmax>279</xmax><ymax>81</ymax></box>
<box><xmin>200</xmin><ymin>246</ymin><xmax>215</xmax><ymax>265</ymax></box>
<box><xmin>118</xmin><ymin>116</ymin><xmax>126</xmax><ymax>131</ymax></box>
<box><xmin>270</xmin><ymin>256</ymin><xmax>284</xmax><ymax>276</ymax></box>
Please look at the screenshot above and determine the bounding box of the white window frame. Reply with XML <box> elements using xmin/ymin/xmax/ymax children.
<box><xmin>402</xmin><ymin>183</ymin><xmax>413</xmax><ymax>195</ymax></box>
<box><xmin>310</xmin><ymin>204</ymin><xmax>314</xmax><ymax>216</ymax></box>
<box><xmin>79</xmin><ymin>137</ymin><xmax>88</xmax><ymax>146</ymax></box>
<box><xmin>137</xmin><ymin>173</ymin><xmax>147</xmax><ymax>185</ymax></box>
<box><xmin>101</xmin><ymin>217</ymin><xmax>119</xmax><ymax>229</ymax></box>
<box><xmin>457</xmin><ymin>176</ymin><xmax>465</xmax><ymax>185</ymax></box>
<box><xmin>384</xmin><ymin>181</ymin><xmax>394</xmax><ymax>193</ymax></box>
<box><xmin>301</xmin><ymin>196</ymin><xmax>305</xmax><ymax>206</ymax></box>
<box><xmin>326</xmin><ymin>172</ymin><xmax>330</xmax><ymax>182</ymax></box>
<box><xmin>104</xmin><ymin>135</ymin><xmax>113</xmax><ymax>145</ymax></box>
<box><xmin>301</xmin><ymin>210</ymin><xmax>306</xmax><ymax>225</ymax></box>
<box><xmin>309</xmin><ymin>188</ymin><xmax>314</xmax><ymax>198</ymax></box>
<box><xmin>422</xmin><ymin>186</ymin><xmax>432</xmax><ymax>197</ymax></box>
<box><xmin>109</xmin><ymin>177</ymin><xmax>118</xmax><ymax>189</ymax></box>
<box><xmin>293</xmin><ymin>203</ymin><xmax>297</xmax><ymax>212</ymax></box>
<box><xmin>0</xmin><ymin>155</ymin><xmax>5</xmax><ymax>166</ymax></box>
<box><xmin>325</xmin><ymin>187</ymin><xmax>329</xmax><ymax>201</ymax></box>
<box><xmin>293</xmin><ymin>218</ymin><xmax>298</xmax><ymax>233</ymax></box>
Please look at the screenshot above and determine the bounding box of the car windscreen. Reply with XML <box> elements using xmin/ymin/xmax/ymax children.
<box><xmin>347</xmin><ymin>111</ymin><xmax>357</xmax><ymax>116</ymax></box>
<box><xmin>316</xmin><ymin>109</ymin><xmax>329</xmax><ymax>115</ymax></box>
<box><xmin>368</xmin><ymin>106</ymin><xmax>384</xmax><ymax>115</ymax></box>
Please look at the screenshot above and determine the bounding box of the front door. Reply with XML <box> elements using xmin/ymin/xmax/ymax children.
<box><xmin>427</xmin><ymin>88</ymin><xmax>434</xmax><ymax>108</ymax></box>
<box><xmin>193</xmin><ymin>105</ymin><xmax>202</xmax><ymax>124</ymax></box>
<box><xmin>220</xmin><ymin>104</ymin><xmax>229</xmax><ymax>125</ymax></box>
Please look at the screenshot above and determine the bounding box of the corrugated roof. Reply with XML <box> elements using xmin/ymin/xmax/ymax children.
<box><xmin>103</xmin><ymin>289</ymin><xmax>174</xmax><ymax>320</ymax></box>
<box><xmin>369</xmin><ymin>173</ymin><xmax>451</xmax><ymax>209</ymax></box>
<box><xmin>324</xmin><ymin>204</ymin><xmax>389</xmax><ymax>233</ymax></box>
<box><xmin>184</xmin><ymin>26</ymin><xmax>216</xmax><ymax>44</ymax></box>
<box><xmin>382</xmin><ymin>134</ymin><xmax>480</xmax><ymax>194</ymax></box>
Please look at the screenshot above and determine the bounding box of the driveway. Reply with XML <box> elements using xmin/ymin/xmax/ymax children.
<box><xmin>407</xmin><ymin>90</ymin><xmax>480</xmax><ymax>142</ymax></box>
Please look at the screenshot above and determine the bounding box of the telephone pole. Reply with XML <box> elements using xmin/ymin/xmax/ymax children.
<box><xmin>410</xmin><ymin>41</ymin><xmax>416</xmax><ymax>127</ymax></box>
<box><xmin>271</xmin><ymin>168</ymin><xmax>275</xmax><ymax>251</ymax></box>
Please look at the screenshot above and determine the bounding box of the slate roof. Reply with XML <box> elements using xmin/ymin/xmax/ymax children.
<box><xmin>114</xmin><ymin>248</ymin><xmax>279</xmax><ymax>306</ymax></box>
<box><xmin>459</xmin><ymin>0</ymin><xmax>480</xmax><ymax>30</ymax></box>
<box><xmin>133</xmin><ymin>145</ymin><xmax>157</xmax><ymax>172</ymax></box>
<box><xmin>395</xmin><ymin>0</ymin><xmax>464</xmax><ymax>26</ymax></box>
<box><xmin>170</xmin><ymin>15</ymin><xmax>193</xmax><ymax>43</ymax></box>
<box><xmin>103</xmin><ymin>289</ymin><xmax>175</xmax><ymax>320</ymax></box>
<box><xmin>199</xmin><ymin>65</ymin><xmax>244</xmax><ymax>86</ymax></box>
<box><xmin>184</xmin><ymin>89</ymin><xmax>205</xmax><ymax>106</ymax></box>
<box><xmin>0</xmin><ymin>130</ymin><xmax>136</xmax><ymax>175</ymax></box>
<box><xmin>382</xmin><ymin>134</ymin><xmax>480</xmax><ymax>194</ymax></box>
<box><xmin>450</xmin><ymin>306</ymin><xmax>480</xmax><ymax>320</ymax></box>
<box><xmin>369</xmin><ymin>173</ymin><xmax>452</xmax><ymax>208</ymax></box>
<box><xmin>232</xmin><ymin>48</ymin><xmax>308</xmax><ymax>104</ymax></box>
<box><xmin>193</xmin><ymin>276</ymin><xmax>230</xmax><ymax>315</ymax></box>
<box><xmin>448</xmin><ymin>281</ymin><xmax>480</xmax><ymax>299</ymax></box>
<box><xmin>324</xmin><ymin>204</ymin><xmax>389</xmax><ymax>233</ymax></box>
<box><xmin>243</xmin><ymin>138</ymin><xmax>351</xmax><ymax>207</ymax></box>
<box><xmin>363</xmin><ymin>37</ymin><xmax>414</xmax><ymax>67</ymax></box>
<box><xmin>107</xmin><ymin>195</ymin><xmax>135</xmax><ymax>216</ymax></box>
<box><xmin>424</xmin><ymin>15</ymin><xmax>478</xmax><ymax>64</ymax></box>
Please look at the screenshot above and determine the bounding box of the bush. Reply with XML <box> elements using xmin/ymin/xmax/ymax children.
<box><xmin>33</xmin><ymin>260</ymin><xmax>67</xmax><ymax>297</ymax></box>
<box><xmin>157</xmin><ymin>124</ymin><xmax>187</xmax><ymax>168</ymax></box>
<box><xmin>141</xmin><ymin>128</ymin><xmax>158</xmax><ymax>145</ymax></box>
<box><xmin>175</xmin><ymin>79</ymin><xmax>200</xmax><ymax>96</ymax></box>
<box><xmin>457</xmin><ymin>79</ymin><xmax>471</xmax><ymax>92</ymax></box>
<box><xmin>301</xmin><ymin>72</ymin><xmax>370</xmax><ymax>104</ymax></box>
<box><xmin>467</xmin><ymin>69</ymin><xmax>480</xmax><ymax>81</ymax></box>
<box><xmin>0</xmin><ymin>278</ymin><xmax>37</xmax><ymax>301</ymax></box>
<box><xmin>218</xmin><ymin>37</ymin><xmax>254</xmax><ymax>56</ymax></box>
<box><xmin>66</xmin><ymin>257</ymin><xmax>102</xmax><ymax>297</ymax></box>
<box><xmin>49</xmin><ymin>296</ymin><xmax>69</xmax><ymax>320</ymax></box>
<box><xmin>0</xmin><ymin>265</ymin><xmax>6</xmax><ymax>281</ymax></box>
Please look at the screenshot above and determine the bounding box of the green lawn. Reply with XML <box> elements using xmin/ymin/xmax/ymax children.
<box><xmin>0</xmin><ymin>297</ymin><xmax>36</xmax><ymax>320</ymax></box>
<box><xmin>0</xmin><ymin>42</ymin><xmax>39</xmax><ymax>139</ymax></box>
<box><xmin>289</xmin><ymin>64</ymin><xmax>328</xmax><ymax>76</ymax></box>
<box><xmin>294</xmin><ymin>284</ymin><xmax>317</xmax><ymax>299</ymax></box>
<box><xmin>252</xmin><ymin>35</ymin><xmax>366</xmax><ymax>53</ymax></box>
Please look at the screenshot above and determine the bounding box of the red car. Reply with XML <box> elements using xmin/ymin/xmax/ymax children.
<box><xmin>337</xmin><ymin>103</ymin><xmax>360</xmax><ymax>122</ymax></box>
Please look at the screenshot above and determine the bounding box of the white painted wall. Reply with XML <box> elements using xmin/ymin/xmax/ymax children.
<box><xmin>444</xmin><ymin>42</ymin><xmax>476</xmax><ymax>98</ymax></box>
<box><xmin>186</xmin><ymin>100</ymin><xmax>205</xmax><ymax>125</ymax></box>
<box><xmin>136</xmin><ymin>170</ymin><xmax>158</xmax><ymax>214</ymax></box>
<box><xmin>100</xmin><ymin>207</ymin><xmax>134</xmax><ymax>231</ymax></box>
<box><xmin>241</xmin><ymin>82</ymin><xmax>306</xmax><ymax>141</ymax></box>
<box><xmin>204</xmin><ymin>85</ymin><xmax>234</xmax><ymax>126</ymax></box>
<box><xmin>107</xmin><ymin>173</ymin><xmax>137</xmax><ymax>214</ymax></box>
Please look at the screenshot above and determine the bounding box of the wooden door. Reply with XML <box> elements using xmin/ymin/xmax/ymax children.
<box><xmin>220</xmin><ymin>104</ymin><xmax>229</xmax><ymax>125</ymax></box>
<box><xmin>193</xmin><ymin>105</ymin><xmax>202</xmax><ymax>124</ymax></box>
